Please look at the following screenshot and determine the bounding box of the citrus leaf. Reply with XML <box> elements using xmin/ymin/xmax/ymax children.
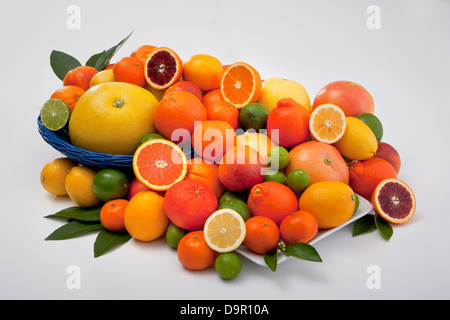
<box><xmin>45</xmin><ymin>206</ymin><xmax>101</xmax><ymax>222</ymax></box>
<box><xmin>353</xmin><ymin>214</ymin><xmax>376</xmax><ymax>236</ymax></box>
<box><xmin>87</xmin><ymin>30</ymin><xmax>133</xmax><ymax>71</ymax></box>
<box><xmin>45</xmin><ymin>220</ymin><xmax>103</xmax><ymax>240</ymax></box>
<box><xmin>284</xmin><ymin>243</ymin><xmax>322</xmax><ymax>262</ymax></box>
<box><xmin>94</xmin><ymin>230</ymin><xmax>131</xmax><ymax>258</ymax></box>
<box><xmin>264</xmin><ymin>251</ymin><xmax>278</xmax><ymax>272</ymax></box>
<box><xmin>50</xmin><ymin>50</ymin><xmax>82</xmax><ymax>80</ymax></box>
<box><xmin>374</xmin><ymin>214</ymin><xmax>393</xmax><ymax>240</ymax></box>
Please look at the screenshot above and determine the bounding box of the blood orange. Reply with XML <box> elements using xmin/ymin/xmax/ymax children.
<box><xmin>144</xmin><ymin>47</ymin><xmax>183</xmax><ymax>90</ymax></box>
<box><xmin>372</xmin><ymin>178</ymin><xmax>416</xmax><ymax>224</ymax></box>
<box><xmin>133</xmin><ymin>139</ymin><xmax>187</xmax><ymax>191</ymax></box>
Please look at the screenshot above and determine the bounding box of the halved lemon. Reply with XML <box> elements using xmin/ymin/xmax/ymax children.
<box><xmin>309</xmin><ymin>103</ymin><xmax>346</xmax><ymax>144</ymax></box>
<box><xmin>204</xmin><ymin>208</ymin><xmax>246</xmax><ymax>253</ymax></box>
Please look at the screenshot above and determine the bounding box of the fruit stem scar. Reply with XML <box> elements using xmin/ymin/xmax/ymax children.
<box><xmin>324</xmin><ymin>158</ymin><xmax>332</xmax><ymax>165</ymax></box>
<box><xmin>112</xmin><ymin>98</ymin><xmax>125</xmax><ymax>108</ymax></box>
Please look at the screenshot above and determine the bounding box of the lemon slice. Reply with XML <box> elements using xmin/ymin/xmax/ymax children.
<box><xmin>309</xmin><ymin>103</ymin><xmax>346</xmax><ymax>144</ymax></box>
<box><xmin>204</xmin><ymin>208</ymin><xmax>246</xmax><ymax>253</ymax></box>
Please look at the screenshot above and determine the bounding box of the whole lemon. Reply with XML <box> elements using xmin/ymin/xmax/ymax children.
<box><xmin>257</xmin><ymin>77</ymin><xmax>311</xmax><ymax>113</ymax></box>
<box><xmin>40</xmin><ymin>158</ymin><xmax>77</xmax><ymax>196</ymax></box>
<box><xmin>69</xmin><ymin>82</ymin><xmax>159</xmax><ymax>155</ymax></box>
<box><xmin>299</xmin><ymin>181</ymin><xmax>356</xmax><ymax>229</ymax></box>
<box><xmin>65</xmin><ymin>166</ymin><xmax>102</xmax><ymax>207</ymax></box>
<box><xmin>333</xmin><ymin>117</ymin><xmax>378</xmax><ymax>161</ymax></box>
<box><xmin>89</xmin><ymin>69</ymin><xmax>115</xmax><ymax>88</ymax></box>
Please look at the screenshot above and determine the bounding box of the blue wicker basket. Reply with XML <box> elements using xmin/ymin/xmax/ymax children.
<box><xmin>37</xmin><ymin>115</ymin><xmax>133</xmax><ymax>169</ymax></box>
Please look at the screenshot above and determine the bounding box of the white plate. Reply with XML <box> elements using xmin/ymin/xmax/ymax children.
<box><xmin>235</xmin><ymin>194</ymin><xmax>373</xmax><ymax>267</ymax></box>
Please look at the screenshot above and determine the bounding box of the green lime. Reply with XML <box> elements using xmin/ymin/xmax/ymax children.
<box><xmin>264</xmin><ymin>169</ymin><xmax>287</xmax><ymax>185</ymax></box>
<box><xmin>215</xmin><ymin>252</ymin><xmax>242</xmax><ymax>280</ymax></box>
<box><xmin>166</xmin><ymin>224</ymin><xmax>188</xmax><ymax>249</ymax></box>
<box><xmin>353</xmin><ymin>193</ymin><xmax>360</xmax><ymax>213</ymax></box>
<box><xmin>286</xmin><ymin>169</ymin><xmax>310</xmax><ymax>193</ymax></box>
<box><xmin>239</xmin><ymin>103</ymin><xmax>270</xmax><ymax>131</ymax></box>
<box><xmin>40</xmin><ymin>98</ymin><xmax>71</xmax><ymax>131</ymax></box>
<box><xmin>92</xmin><ymin>168</ymin><xmax>130</xmax><ymax>202</ymax></box>
<box><xmin>267</xmin><ymin>146</ymin><xmax>290</xmax><ymax>170</ymax></box>
<box><xmin>219</xmin><ymin>199</ymin><xmax>251</xmax><ymax>221</ymax></box>
<box><xmin>139</xmin><ymin>133</ymin><xmax>165</xmax><ymax>145</ymax></box>
<box><xmin>219</xmin><ymin>190</ymin><xmax>248</xmax><ymax>205</ymax></box>
<box><xmin>357</xmin><ymin>113</ymin><xmax>383</xmax><ymax>143</ymax></box>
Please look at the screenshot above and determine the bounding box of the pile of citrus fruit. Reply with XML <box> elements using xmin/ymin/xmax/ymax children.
<box><xmin>39</xmin><ymin>34</ymin><xmax>416</xmax><ymax>280</ymax></box>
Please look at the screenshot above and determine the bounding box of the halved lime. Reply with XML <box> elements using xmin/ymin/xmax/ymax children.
<box><xmin>40</xmin><ymin>98</ymin><xmax>71</xmax><ymax>131</ymax></box>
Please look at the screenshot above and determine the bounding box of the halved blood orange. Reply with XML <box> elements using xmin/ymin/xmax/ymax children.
<box><xmin>220</xmin><ymin>62</ymin><xmax>262</xmax><ymax>109</ymax></box>
<box><xmin>372</xmin><ymin>178</ymin><xmax>416</xmax><ymax>224</ymax></box>
<box><xmin>133</xmin><ymin>139</ymin><xmax>187</xmax><ymax>191</ymax></box>
<box><xmin>144</xmin><ymin>47</ymin><xmax>183</xmax><ymax>90</ymax></box>
<box><xmin>309</xmin><ymin>103</ymin><xmax>346</xmax><ymax>144</ymax></box>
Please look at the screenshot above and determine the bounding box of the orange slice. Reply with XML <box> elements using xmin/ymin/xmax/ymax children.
<box><xmin>309</xmin><ymin>103</ymin><xmax>346</xmax><ymax>144</ymax></box>
<box><xmin>133</xmin><ymin>139</ymin><xmax>187</xmax><ymax>191</ymax></box>
<box><xmin>204</xmin><ymin>208</ymin><xmax>246</xmax><ymax>253</ymax></box>
<box><xmin>144</xmin><ymin>47</ymin><xmax>183</xmax><ymax>90</ymax></box>
<box><xmin>220</xmin><ymin>62</ymin><xmax>262</xmax><ymax>109</ymax></box>
<box><xmin>372</xmin><ymin>178</ymin><xmax>416</xmax><ymax>224</ymax></box>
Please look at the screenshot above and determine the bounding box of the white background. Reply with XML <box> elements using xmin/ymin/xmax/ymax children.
<box><xmin>1</xmin><ymin>0</ymin><xmax>449</xmax><ymax>300</ymax></box>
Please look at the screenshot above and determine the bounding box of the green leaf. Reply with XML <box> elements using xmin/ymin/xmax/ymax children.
<box><xmin>45</xmin><ymin>220</ymin><xmax>103</xmax><ymax>240</ymax></box>
<box><xmin>45</xmin><ymin>206</ymin><xmax>101</xmax><ymax>221</ymax></box>
<box><xmin>264</xmin><ymin>251</ymin><xmax>278</xmax><ymax>272</ymax></box>
<box><xmin>375</xmin><ymin>214</ymin><xmax>393</xmax><ymax>240</ymax></box>
<box><xmin>94</xmin><ymin>229</ymin><xmax>131</xmax><ymax>258</ymax></box>
<box><xmin>284</xmin><ymin>243</ymin><xmax>322</xmax><ymax>262</ymax></box>
<box><xmin>353</xmin><ymin>214</ymin><xmax>376</xmax><ymax>236</ymax></box>
<box><xmin>86</xmin><ymin>30</ymin><xmax>134</xmax><ymax>71</ymax></box>
<box><xmin>50</xmin><ymin>50</ymin><xmax>82</xmax><ymax>80</ymax></box>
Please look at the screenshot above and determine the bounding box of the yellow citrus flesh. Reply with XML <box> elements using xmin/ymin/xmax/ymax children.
<box><xmin>204</xmin><ymin>208</ymin><xmax>246</xmax><ymax>253</ymax></box>
<box><xmin>309</xmin><ymin>103</ymin><xmax>346</xmax><ymax>144</ymax></box>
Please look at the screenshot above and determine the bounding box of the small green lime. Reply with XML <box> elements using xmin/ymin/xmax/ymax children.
<box><xmin>139</xmin><ymin>133</ymin><xmax>165</xmax><ymax>145</ymax></box>
<box><xmin>357</xmin><ymin>113</ymin><xmax>383</xmax><ymax>143</ymax></box>
<box><xmin>40</xmin><ymin>98</ymin><xmax>71</xmax><ymax>131</ymax></box>
<box><xmin>215</xmin><ymin>253</ymin><xmax>242</xmax><ymax>280</ymax></box>
<box><xmin>166</xmin><ymin>224</ymin><xmax>188</xmax><ymax>249</ymax></box>
<box><xmin>267</xmin><ymin>146</ymin><xmax>290</xmax><ymax>170</ymax></box>
<box><xmin>219</xmin><ymin>190</ymin><xmax>248</xmax><ymax>205</ymax></box>
<box><xmin>353</xmin><ymin>193</ymin><xmax>360</xmax><ymax>213</ymax></box>
<box><xmin>92</xmin><ymin>168</ymin><xmax>129</xmax><ymax>202</ymax></box>
<box><xmin>239</xmin><ymin>103</ymin><xmax>270</xmax><ymax>131</ymax></box>
<box><xmin>286</xmin><ymin>169</ymin><xmax>310</xmax><ymax>193</ymax></box>
<box><xmin>264</xmin><ymin>169</ymin><xmax>287</xmax><ymax>185</ymax></box>
<box><xmin>219</xmin><ymin>199</ymin><xmax>251</xmax><ymax>221</ymax></box>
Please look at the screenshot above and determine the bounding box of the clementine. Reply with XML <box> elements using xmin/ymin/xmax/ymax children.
<box><xmin>63</xmin><ymin>66</ymin><xmax>98</xmax><ymax>91</ymax></box>
<box><xmin>373</xmin><ymin>142</ymin><xmax>401</xmax><ymax>174</ymax></box>
<box><xmin>113</xmin><ymin>56</ymin><xmax>147</xmax><ymax>87</ymax></box>
<box><xmin>164</xmin><ymin>80</ymin><xmax>203</xmax><ymax>102</ymax></box>
<box><xmin>185</xmin><ymin>157</ymin><xmax>226</xmax><ymax>199</ymax></box>
<box><xmin>177</xmin><ymin>231</ymin><xmax>217</xmax><ymax>271</ymax></box>
<box><xmin>50</xmin><ymin>86</ymin><xmax>86</xmax><ymax>112</ymax></box>
<box><xmin>205</xmin><ymin>100</ymin><xmax>240</xmax><ymax>130</ymax></box>
<box><xmin>243</xmin><ymin>216</ymin><xmax>280</xmax><ymax>255</ymax></box>
<box><xmin>280</xmin><ymin>210</ymin><xmax>318</xmax><ymax>245</ymax></box>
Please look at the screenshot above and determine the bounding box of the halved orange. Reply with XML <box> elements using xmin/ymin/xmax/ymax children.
<box><xmin>309</xmin><ymin>103</ymin><xmax>346</xmax><ymax>144</ymax></box>
<box><xmin>220</xmin><ymin>62</ymin><xmax>262</xmax><ymax>109</ymax></box>
<box><xmin>133</xmin><ymin>139</ymin><xmax>187</xmax><ymax>191</ymax></box>
<box><xmin>372</xmin><ymin>178</ymin><xmax>416</xmax><ymax>224</ymax></box>
<box><xmin>144</xmin><ymin>47</ymin><xmax>183</xmax><ymax>90</ymax></box>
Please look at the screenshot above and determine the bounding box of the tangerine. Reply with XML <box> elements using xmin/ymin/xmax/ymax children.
<box><xmin>164</xmin><ymin>80</ymin><xmax>203</xmax><ymax>101</ymax></box>
<box><xmin>205</xmin><ymin>100</ymin><xmax>240</xmax><ymax>130</ymax></box>
<box><xmin>50</xmin><ymin>86</ymin><xmax>86</xmax><ymax>112</ymax></box>
<box><xmin>182</xmin><ymin>54</ymin><xmax>223</xmax><ymax>91</ymax></box>
<box><xmin>113</xmin><ymin>56</ymin><xmax>147</xmax><ymax>87</ymax></box>
<box><xmin>280</xmin><ymin>210</ymin><xmax>318</xmax><ymax>245</ymax></box>
<box><xmin>185</xmin><ymin>157</ymin><xmax>226</xmax><ymax>200</ymax></box>
<box><xmin>130</xmin><ymin>44</ymin><xmax>157</xmax><ymax>64</ymax></box>
<box><xmin>177</xmin><ymin>231</ymin><xmax>217</xmax><ymax>271</ymax></box>
<box><xmin>63</xmin><ymin>66</ymin><xmax>99</xmax><ymax>91</ymax></box>
<box><xmin>243</xmin><ymin>216</ymin><xmax>280</xmax><ymax>255</ymax></box>
<box><xmin>100</xmin><ymin>199</ymin><xmax>129</xmax><ymax>232</ymax></box>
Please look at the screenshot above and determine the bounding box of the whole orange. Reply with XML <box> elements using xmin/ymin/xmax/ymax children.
<box><xmin>63</xmin><ymin>66</ymin><xmax>99</xmax><ymax>91</ymax></box>
<box><xmin>280</xmin><ymin>210</ymin><xmax>318</xmax><ymax>245</ymax></box>
<box><xmin>113</xmin><ymin>56</ymin><xmax>147</xmax><ymax>87</ymax></box>
<box><xmin>182</xmin><ymin>54</ymin><xmax>223</xmax><ymax>91</ymax></box>
<box><xmin>373</xmin><ymin>142</ymin><xmax>401</xmax><ymax>174</ymax></box>
<box><xmin>349</xmin><ymin>157</ymin><xmax>397</xmax><ymax>201</ymax></box>
<box><xmin>312</xmin><ymin>81</ymin><xmax>375</xmax><ymax>117</ymax></box>
<box><xmin>202</xmin><ymin>88</ymin><xmax>224</xmax><ymax>109</ymax></box>
<box><xmin>285</xmin><ymin>140</ymin><xmax>349</xmax><ymax>185</ymax></box>
<box><xmin>130</xmin><ymin>44</ymin><xmax>157</xmax><ymax>64</ymax></box>
<box><xmin>164</xmin><ymin>80</ymin><xmax>203</xmax><ymax>102</ymax></box>
<box><xmin>267</xmin><ymin>97</ymin><xmax>310</xmax><ymax>147</ymax></box>
<box><xmin>247</xmin><ymin>181</ymin><xmax>299</xmax><ymax>226</ymax></box>
<box><xmin>124</xmin><ymin>190</ymin><xmax>169</xmax><ymax>241</ymax></box>
<box><xmin>50</xmin><ymin>86</ymin><xmax>86</xmax><ymax>112</ymax></box>
<box><xmin>218</xmin><ymin>145</ymin><xmax>265</xmax><ymax>192</ymax></box>
<box><xmin>100</xmin><ymin>199</ymin><xmax>129</xmax><ymax>231</ymax></box>
<box><xmin>185</xmin><ymin>157</ymin><xmax>226</xmax><ymax>200</ymax></box>
<box><xmin>127</xmin><ymin>178</ymin><xmax>150</xmax><ymax>200</ymax></box>
<box><xmin>154</xmin><ymin>91</ymin><xmax>207</xmax><ymax>145</ymax></box>
<box><xmin>192</xmin><ymin>120</ymin><xmax>236</xmax><ymax>163</ymax></box>
<box><xmin>177</xmin><ymin>230</ymin><xmax>217</xmax><ymax>271</ymax></box>
<box><xmin>243</xmin><ymin>216</ymin><xmax>280</xmax><ymax>255</ymax></box>
<box><xmin>163</xmin><ymin>180</ymin><xmax>218</xmax><ymax>231</ymax></box>
<box><xmin>205</xmin><ymin>100</ymin><xmax>240</xmax><ymax>130</ymax></box>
